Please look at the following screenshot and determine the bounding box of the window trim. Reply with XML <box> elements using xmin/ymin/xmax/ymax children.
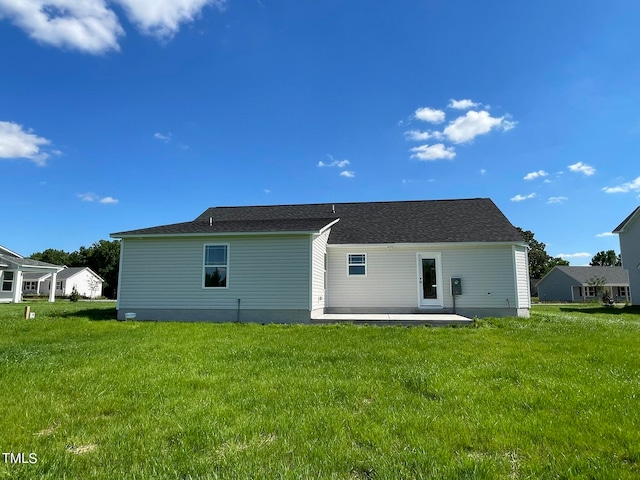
<box><xmin>2</xmin><ymin>271</ymin><xmax>14</xmax><ymax>292</ymax></box>
<box><xmin>203</xmin><ymin>243</ymin><xmax>230</xmax><ymax>289</ymax></box>
<box><xmin>347</xmin><ymin>253</ymin><xmax>367</xmax><ymax>277</ymax></box>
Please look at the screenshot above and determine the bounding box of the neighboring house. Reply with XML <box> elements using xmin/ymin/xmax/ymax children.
<box><xmin>0</xmin><ymin>245</ymin><xmax>63</xmax><ymax>303</ymax></box>
<box><xmin>111</xmin><ymin>198</ymin><xmax>531</xmax><ymax>322</ymax></box>
<box><xmin>21</xmin><ymin>272</ymin><xmax>52</xmax><ymax>296</ymax></box>
<box><xmin>537</xmin><ymin>266</ymin><xmax>630</xmax><ymax>303</ymax></box>
<box><xmin>26</xmin><ymin>267</ymin><xmax>105</xmax><ymax>299</ymax></box>
<box><xmin>614</xmin><ymin>206</ymin><xmax>640</xmax><ymax>305</ymax></box>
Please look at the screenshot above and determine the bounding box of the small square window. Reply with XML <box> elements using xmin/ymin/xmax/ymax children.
<box><xmin>348</xmin><ymin>254</ymin><xmax>366</xmax><ymax>276</ymax></box>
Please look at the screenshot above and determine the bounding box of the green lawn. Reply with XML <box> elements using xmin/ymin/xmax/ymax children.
<box><xmin>1</xmin><ymin>302</ymin><xmax>639</xmax><ymax>479</ymax></box>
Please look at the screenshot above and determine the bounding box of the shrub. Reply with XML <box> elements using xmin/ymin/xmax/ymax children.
<box><xmin>69</xmin><ymin>286</ymin><xmax>80</xmax><ymax>302</ymax></box>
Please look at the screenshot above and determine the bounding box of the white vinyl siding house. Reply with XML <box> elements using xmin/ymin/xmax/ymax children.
<box><xmin>112</xmin><ymin>198</ymin><xmax>530</xmax><ymax>322</ymax></box>
<box><xmin>327</xmin><ymin>243</ymin><xmax>529</xmax><ymax>317</ymax></box>
<box><xmin>311</xmin><ymin>229</ymin><xmax>331</xmax><ymax>315</ymax></box>
<box><xmin>117</xmin><ymin>235</ymin><xmax>313</xmax><ymax>322</ymax></box>
<box><xmin>614</xmin><ymin>206</ymin><xmax>640</xmax><ymax>305</ymax></box>
<box><xmin>21</xmin><ymin>267</ymin><xmax>104</xmax><ymax>299</ymax></box>
<box><xmin>1</xmin><ymin>245</ymin><xmax>63</xmax><ymax>303</ymax></box>
<box><xmin>50</xmin><ymin>268</ymin><xmax>104</xmax><ymax>298</ymax></box>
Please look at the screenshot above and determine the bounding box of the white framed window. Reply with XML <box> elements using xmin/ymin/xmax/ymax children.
<box><xmin>584</xmin><ymin>286</ymin><xmax>598</xmax><ymax>297</ymax></box>
<box><xmin>23</xmin><ymin>281</ymin><xmax>37</xmax><ymax>291</ymax></box>
<box><xmin>348</xmin><ymin>254</ymin><xmax>366</xmax><ymax>276</ymax></box>
<box><xmin>2</xmin><ymin>271</ymin><xmax>14</xmax><ymax>292</ymax></box>
<box><xmin>56</xmin><ymin>281</ymin><xmax>63</xmax><ymax>291</ymax></box>
<box><xmin>203</xmin><ymin>244</ymin><xmax>229</xmax><ymax>288</ymax></box>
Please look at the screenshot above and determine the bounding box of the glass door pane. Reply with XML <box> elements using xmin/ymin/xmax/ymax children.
<box><xmin>422</xmin><ymin>258</ymin><xmax>437</xmax><ymax>299</ymax></box>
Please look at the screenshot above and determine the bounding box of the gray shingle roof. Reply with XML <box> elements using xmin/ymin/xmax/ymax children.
<box><xmin>56</xmin><ymin>267</ymin><xmax>101</xmax><ymax>280</ymax></box>
<box><xmin>0</xmin><ymin>252</ymin><xmax>62</xmax><ymax>270</ymax></box>
<box><xmin>112</xmin><ymin>198</ymin><xmax>524</xmax><ymax>245</ymax></box>
<box><xmin>112</xmin><ymin>217</ymin><xmax>340</xmax><ymax>237</ymax></box>
<box><xmin>546</xmin><ymin>266</ymin><xmax>630</xmax><ymax>285</ymax></box>
<box><xmin>22</xmin><ymin>272</ymin><xmax>52</xmax><ymax>281</ymax></box>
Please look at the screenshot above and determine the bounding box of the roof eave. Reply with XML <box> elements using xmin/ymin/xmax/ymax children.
<box><xmin>327</xmin><ymin>240</ymin><xmax>528</xmax><ymax>248</ymax></box>
<box><xmin>112</xmin><ymin>230</ymin><xmax>329</xmax><ymax>239</ymax></box>
<box><xmin>613</xmin><ymin>206</ymin><xmax>640</xmax><ymax>233</ymax></box>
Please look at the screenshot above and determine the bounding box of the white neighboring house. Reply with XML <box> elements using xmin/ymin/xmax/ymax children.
<box><xmin>614</xmin><ymin>206</ymin><xmax>640</xmax><ymax>305</ymax></box>
<box><xmin>40</xmin><ymin>267</ymin><xmax>105</xmax><ymax>299</ymax></box>
<box><xmin>111</xmin><ymin>198</ymin><xmax>531</xmax><ymax>322</ymax></box>
<box><xmin>0</xmin><ymin>245</ymin><xmax>63</xmax><ymax>303</ymax></box>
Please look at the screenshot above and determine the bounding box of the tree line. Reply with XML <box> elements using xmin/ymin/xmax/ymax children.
<box><xmin>30</xmin><ymin>240</ymin><xmax>120</xmax><ymax>299</ymax></box>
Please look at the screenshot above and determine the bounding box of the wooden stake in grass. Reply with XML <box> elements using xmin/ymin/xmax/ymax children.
<box><xmin>24</xmin><ymin>306</ymin><xmax>31</xmax><ymax>319</ymax></box>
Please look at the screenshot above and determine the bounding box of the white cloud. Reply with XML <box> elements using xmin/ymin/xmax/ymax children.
<box><xmin>480</xmin><ymin>169</ymin><xmax>486</xmax><ymax>175</ymax></box>
<box><xmin>524</xmin><ymin>170</ymin><xmax>548</xmax><ymax>181</ymax></box>
<box><xmin>0</xmin><ymin>0</ymin><xmax>124</xmax><ymax>54</ymax></box>
<box><xmin>115</xmin><ymin>0</ymin><xmax>226</xmax><ymax>39</ymax></box>
<box><xmin>78</xmin><ymin>193</ymin><xmax>98</xmax><ymax>202</ymax></box>
<box><xmin>318</xmin><ymin>155</ymin><xmax>350</xmax><ymax>168</ymax></box>
<box><xmin>403</xmin><ymin>130</ymin><xmax>443</xmax><ymax>141</ymax></box>
<box><xmin>596</xmin><ymin>232</ymin><xmax>616</xmax><ymax>237</ymax></box>
<box><xmin>443</xmin><ymin>110</ymin><xmax>516</xmax><ymax>144</ymax></box>
<box><xmin>0</xmin><ymin>0</ymin><xmax>226</xmax><ymax>54</ymax></box>
<box><xmin>414</xmin><ymin>107</ymin><xmax>445</xmax><ymax>124</ymax></box>
<box><xmin>602</xmin><ymin>176</ymin><xmax>640</xmax><ymax>194</ymax></box>
<box><xmin>154</xmin><ymin>132</ymin><xmax>172</xmax><ymax>142</ymax></box>
<box><xmin>448</xmin><ymin>99</ymin><xmax>480</xmax><ymax>110</ymax></box>
<box><xmin>410</xmin><ymin>143</ymin><xmax>456</xmax><ymax>161</ymax></box>
<box><xmin>568</xmin><ymin>162</ymin><xmax>596</xmax><ymax>176</ymax></box>
<box><xmin>510</xmin><ymin>193</ymin><xmax>536</xmax><ymax>202</ymax></box>
<box><xmin>0</xmin><ymin>121</ymin><xmax>51</xmax><ymax>166</ymax></box>
<box><xmin>557</xmin><ymin>252</ymin><xmax>591</xmax><ymax>260</ymax></box>
<box><xmin>77</xmin><ymin>192</ymin><xmax>118</xmax><ymax>204</ymax></box>
<box><xmin>319</xmin><ymin>155</ymin><xmax>354</xmax><ymax>177</ymax></box>
<box><xmin>547</xmin><ymin>196</ymin><xmax>567</xmax><ymax>204</ymax></box>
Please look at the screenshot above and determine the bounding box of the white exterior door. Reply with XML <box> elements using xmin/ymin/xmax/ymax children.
<box><xmin>418</xmin><ymin>253</ymin><xmax>443</xmax><ymax>307</ymax></box>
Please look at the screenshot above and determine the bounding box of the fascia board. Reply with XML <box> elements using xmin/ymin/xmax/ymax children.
<box><xmin>112</xmin><ymin>230</ymin><xmax>325</xmax><ymax>239</ymax></box>
<box><xmin>327</xmin><ymin>241</ymin><xmax>527</xmax><ymax>249</ymax></box>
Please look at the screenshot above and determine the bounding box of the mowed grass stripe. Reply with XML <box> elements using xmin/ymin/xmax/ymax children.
<box><xmin>1</xmin><ymin>302</ymin><xmax>639</xmax><ymax>479</ymax></box>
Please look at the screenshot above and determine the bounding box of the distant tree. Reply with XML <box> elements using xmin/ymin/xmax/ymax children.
<box><xmin>590</xmin><ymin>250</ymin><xmax>622</xmax><ymax>266</ymax></box>
<box><xmin>516</xmin><ymin>227</ymin><xmax>569</xmax><ymax>279</ymax></box>
<box><xmin>67</xmin><ymin>249</ymin><xmax>88</xmax><ymax>267</ymax></box>
<box><xmin>546</xmin><ymin>256</ymin><xmax>571</xmax><ymax>272</ymax></box>
<box><xmin>30</xmin><ymin>248</ymin><xmax>71</xmax><ymax>266</ymax></box>
<box><xmin>84</xmin><ymin>240</ymin><xmax>120</xmax><ymax>299</ymax></box>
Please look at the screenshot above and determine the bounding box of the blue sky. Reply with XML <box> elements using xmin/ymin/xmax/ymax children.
<box><xmin>1</xmin><ymin>1</ymin><xmax>639</xmax><ymax>265</ymax></box>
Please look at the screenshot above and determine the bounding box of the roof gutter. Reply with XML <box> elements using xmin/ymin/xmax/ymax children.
<box><xmin>111</xmin><ymin>229</ymin><xmax>330</xmax><ymax>240</ymax></box>
<box><xmin>327</xmin><ymin>241</ymin><xmax>529</xmax><ymax>249</ymax></box>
